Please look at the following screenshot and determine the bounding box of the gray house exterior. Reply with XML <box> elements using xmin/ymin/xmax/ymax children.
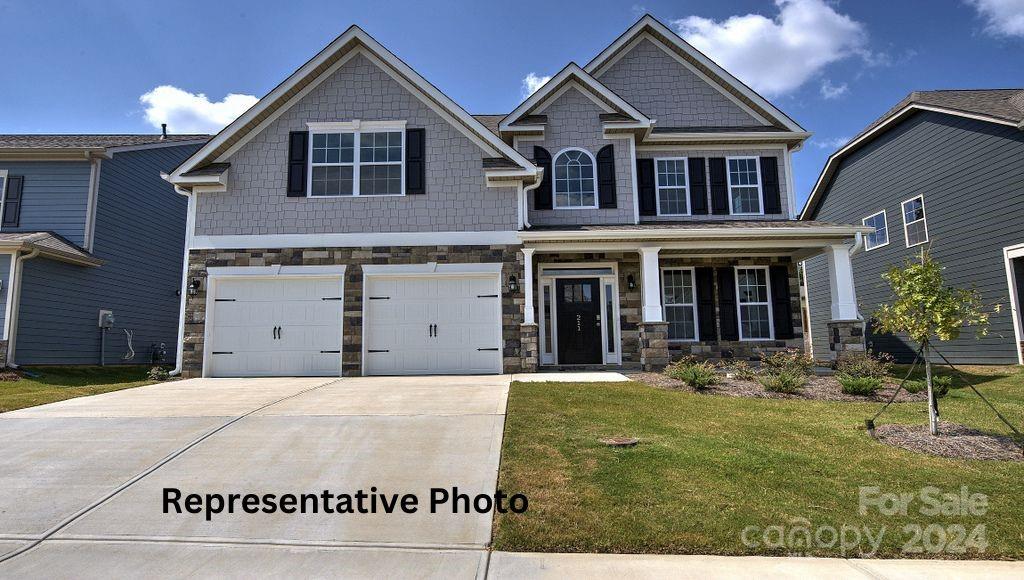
<box><xmin>802</xmin><ymin>89</ymin><xmax>1024</xmax><ymax>365</ymax></box>
<box><xmin>166</xmin><ymin>16</ymin><xmax>867</xmax><ymax>379</ymax></box>
<box><xmin>0</xmin><ymin>135</ymin><xmax>207</xmax><ymax>365</ymax></box>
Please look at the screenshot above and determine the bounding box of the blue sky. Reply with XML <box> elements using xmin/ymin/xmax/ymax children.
<box><xmin>2</xmin><ymin>0</ymin><xmax>1022</xmax><ymax>209</ymax></box>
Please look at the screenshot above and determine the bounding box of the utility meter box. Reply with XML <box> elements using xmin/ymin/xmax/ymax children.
<box><xmin>98</xmin><ymin>309</ymin><xmax>115</xmax><ymax>328</ymax></box>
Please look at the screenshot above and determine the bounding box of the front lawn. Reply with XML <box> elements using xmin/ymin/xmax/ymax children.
<box><xmin>0</xmin><ymin>366</ymin><xmax>159</xmax><ymax>413</ymax></box>
<box><xmin>493</xmin><ymin>365</ymin><xmax>1024</xmax><ymax>559</ymax></box>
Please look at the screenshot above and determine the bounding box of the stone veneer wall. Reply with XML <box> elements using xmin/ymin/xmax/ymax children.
<box><xmin>827</xmin><ymin>319</ymin><xmax>866</xmax><ymax>360</ymax></box>
<box><xmin>659</xmin><ymin>255</ymin><xmax>804</xmax><ymax>362</ymax></box>
<box><xmin>182</xmin><ymin>245</ymin><xmax>525</xmax><ymax>378</ymax></box>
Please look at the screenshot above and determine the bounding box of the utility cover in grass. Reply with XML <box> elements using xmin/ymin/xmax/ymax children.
<box><xmin>874</xmin><ymin>422</ymin><xmax>1023</xmax><ymax>461</ymax></box>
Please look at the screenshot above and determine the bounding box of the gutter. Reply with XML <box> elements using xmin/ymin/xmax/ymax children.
<box><xmin>518</xmin><ymin>225</ymin><xmax>874</xmax><ymax>242</ymax></box>
<box><xmin>5</xmin><ymin>249</ymin><xmax>40</xmax><ymax>368</ymax></box>
<box><xmin>520</xmin><ymin>168</ymin><xmax>544</xmax><ymax>230</ymax></box>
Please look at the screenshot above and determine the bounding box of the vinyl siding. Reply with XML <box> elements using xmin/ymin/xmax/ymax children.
<box><xmin>13</xmin><ymin>144</ymin><xmax>198</xmax><ymax>365</ymax></box>
<box><xmin>0</xmin><ymin>161</ymin><xmax>92</xmax><ymax>245</ymax></box>
<box><xmin>805</xmin><ymin>111</ymin><xmax>1024</xmax><ymax>364</ymax></box>
<box><xmin>0</xmin><ymin>253</ymin><xmax>11</xmax><ymax>337</ymax></box>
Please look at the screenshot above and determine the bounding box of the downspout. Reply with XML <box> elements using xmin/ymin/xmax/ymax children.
<box><xmin>170</xmin><ymin>187</ymin><xmax>195</xmax><ymax>376</ymax></box>
<box><xmin>521</xmin><ymin>169</ymin><xmax>543</xmax><ymax>230</ymax></box>
<box><xmin>5</xmin><ymin>248</ymin><xmax>41</xmax><ymax>368</ymax></box>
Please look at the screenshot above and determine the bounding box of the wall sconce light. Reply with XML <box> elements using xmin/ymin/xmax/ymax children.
<box><xmin>507</xmin><ymin>274</ymin><xmax>519</xmax><ymax>294</ymax></box>
<box><xmin>627</xmin><ymin>274</ymin><xmax>636</xmax><ymax>290</ymax></box>
<box><xmin>187</xmin><ymin>278</ymin><xmax>202</xmax><ymax>296</ymax></box>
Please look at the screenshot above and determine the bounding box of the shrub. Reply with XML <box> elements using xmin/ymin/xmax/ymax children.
<box><xmin>665</xmin><ymin>359</ymin><xmax>719</xmax><ymax>390</ymax></box>
<box><xmin>759</xmin><ymin>370</ymin><xmax>806</xmax><ymax>394</ymax></box>
<box><xmin>147</xmin><ymin>366</ymin><xmax>171</xmax><ymax>382</ymax></box>
<box><xmin>833</xmin><ymin>351</ymin><xmax>894</xmax><ymax>379</ymax></box>
<box><xmin>904</xmin><ymin>377</ymin><xmax>950</xmax><ymax>397</ymax></box>
<box><xmin>904</xmin><ymin>380</ymin><xmax>925</xmax><ymax>394</ymax></box>
<box><xmin>730</xmin><ymin>360</ymin><xmax>758</xmax><ymax>382</ymax></box>
<box><xmin>838</xmin><ymin>375</ymin><xmax>882</xmax><ymax>396</ymax></box>
<box><xmin>760</xmin><ymin>349</ymin><xmax>814</xmax><ymax>377</ymax></box>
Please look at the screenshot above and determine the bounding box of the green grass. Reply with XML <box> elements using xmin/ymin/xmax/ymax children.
<box><xmin>0</xmin><ymin>366</ymin><xmax>159</xmax><ymax>413</ymax></box>
<box><xmin>493</xmin><ymin>365</ymin><xmax>1024</xmax><ymax>559</ymax></box>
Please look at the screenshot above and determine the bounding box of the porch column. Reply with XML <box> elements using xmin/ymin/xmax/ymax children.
<box><xmin>639</xmin><ymin>247</ymin><xmax>663</xmax><ymax>322</ymax></box>
<box><xmin>522</xmin><ymin>248</ymin><xmax>536</xmax><ymax>324</ymax></box>
<box><xmin>826</xmin><ymin>244</ymin><xmax>858</xmax><ymax>320</ymax></box>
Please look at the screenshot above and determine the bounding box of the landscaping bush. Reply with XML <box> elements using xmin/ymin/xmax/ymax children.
<box><xmin>758</xmin><ymin>370</ymin><xmax>805</xmax><ymax>394</ymax></box>
<box><xmin>665</xmin><ymin>359</ymin><xmax>719</xmax><ymax>390</ymax></box>
<box><xmin>833</xmin><ymin>351</ymin><xmax>894</xmax><ymax>379</ymax></box>
<box><xmin>730</xmin><ymin>360</ymin><xmax>758</xmax><ymax>382</ymax></box>
<box><xmin>760</xmin><ymin>349</ymin><xmax>814</xmax><ymax>377</ymax></box>
<box><xmin>147</xmin><ymin>366</ymin><xmax>171</xmax><ymax>382</ymax></box>
<box><xmin>904</xmin><ymin>380</ymin><xmax>925</xmax><ymax>394</ymax></box>
<box><xmin>904</xmin><ymin>377</ymin><xmax>950</xmax><ymax>397</ymax></box>
<box><xmin>838</xmin><ymin>375</ymin><xmax>882</xmax><ymax>396</ymax></box>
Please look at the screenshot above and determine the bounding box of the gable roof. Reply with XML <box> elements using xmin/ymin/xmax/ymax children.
<box><xmin>168</xmin><ymin>26</ymin><xmax>537</xmax><ymax>185</ymax></box>
<box><xmin>0</xmin><ymin>134</ymin><xmax>208</xmax><ymax>160</ymax></box>
<box><xmin>801</xmin><ymin>88</ymin><xmax>1024</xmax><ymax>219</ymax></box>
<box><xmin>585</xmin><ymin>15</ymin><xmax>804</xmax><ymax>133</ymax></box>
<box><xmin>499</xmin><ymin>63</ymin><xmax>651</xmax><ymax>132</ymax></box>
<box><xmin>0</xmin><ymin>232</ymin><xmax>102</xmax><ymax>266</ymax></box>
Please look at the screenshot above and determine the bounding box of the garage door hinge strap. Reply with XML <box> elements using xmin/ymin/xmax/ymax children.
<box><xmin>477</xmin><ymin>294</ymin><xmax>499</xmax><ymax>298</ymax></box>
<box><xmin>368</xmin><ymin>296</ymin><xmax>390</xmax><ymax>300</ymax></box>
<box><xmin>477</xmin><ymin>348</ymin><xmax>499</xmax><ymax>351</ymax></box>
<box><xmin>211</xmin><ymin>351</ymin><xmax>234</xmax><ymax>355</ymax></box>
<box><xmin>367</xmin><ymin>349</ymin><xmax>390</xmax><ymax>353</ymax></box>
<box><xmin>321</xmin><ymin>297</ymin><xmax>343</xmax><ymax>301</ymax></box>
<box><xmin>320</xmin><ymin>350</ymin><xmax>341</xmax><ymax>354</ymax></box>
<box><xmin>214</xmin><ymin>299</ymin><xmax>236</xmax><ymax>302</ymax></box>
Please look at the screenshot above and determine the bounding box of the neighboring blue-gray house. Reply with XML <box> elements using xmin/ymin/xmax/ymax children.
<box><xmin>0</xmin><ymin>134</ymin><xmax>207</xmax><ymax>366</ymax></box>
<box><xmin>802</xmin><ymin>89</ymin><xmax>1024</xmax><ymax>365</ymax></box>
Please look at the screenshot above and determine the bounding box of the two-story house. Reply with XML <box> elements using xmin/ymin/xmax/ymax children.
<box><xmin>166</xmin><ymin>15</ymin><xmax>868</xmax><ymax>378</ymax></box>
<box><xmin>0</xmin><ymin>134</ymin><xmax>206</xmax><ymax>366</ymax></box>
<box><xmin>802</xmin><ymin>89</ymin><xmax>1024</xmax><ymax>365</ymax></box>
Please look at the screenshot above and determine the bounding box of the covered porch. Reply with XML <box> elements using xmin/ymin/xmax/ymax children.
<box><xmin>516</xmin><ymin>222</ymin><xmax>872</xmax><ymax>372</ymax></box>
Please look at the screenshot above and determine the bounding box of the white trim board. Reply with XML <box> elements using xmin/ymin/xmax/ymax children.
<box><xmin>1003</xmin><ymin>243</ymin><xmax>1024</xmax><ymax>365</ymax></box>
<box><xmin>191</xmin><ymin>230</ymin><xmax>521</xmax><ymax>250</ymax></box>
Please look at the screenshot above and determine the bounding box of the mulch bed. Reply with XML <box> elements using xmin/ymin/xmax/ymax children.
<box><xmin>0</xmin><ymin>369</ymin><xmax>24</xmax><ymax>382</ymax></box>
<box><xmin>873</xmin><ymin>422</ymin><xmax>1024</xmax><ymax>461</ymax></box>
<box><xmin>630</xmin><ymin>372</ymin><xmax>928</xmax><ymax>403</ymax></box>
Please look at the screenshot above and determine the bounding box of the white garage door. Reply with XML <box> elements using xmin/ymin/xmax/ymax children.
<box><xmin>207</xmin><ymin>277</ymin><xmax>343</xmax><ymax>377</ymax></box>
<box><xmin>364</xmin><ymin>275</ymin><xmax>503</xmax><ymax>375</ymax></box>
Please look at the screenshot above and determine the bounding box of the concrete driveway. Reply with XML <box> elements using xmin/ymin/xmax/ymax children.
<box><xmin>0</xmin><ymin>375</ymin><xmax>509</xmax><ymax>578</ymax></box>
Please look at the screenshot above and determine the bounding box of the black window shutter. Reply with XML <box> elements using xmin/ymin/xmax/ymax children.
<box><xmin>761</xmin><ymin>156</ymin><xmax>782</xmax><ymax>214</ymax></box>
<box><xmin>769</xmin><ymin>265</ymin><xmax>795</xmax><ymax>339</ymax></box>
<box><xmin>533</xmin><ymin>146</ymin><xmax>553</xmax><ymax>210</ymax></box>
<box><xmin>688</xmin><ymin>157</ymin><xmax>708</xmax><ymax>215</ymax></box>
<box><xmin>2</xmin><ymin>176</ymin><xmax>23</xmax><ymax>227</ymax></box>
<box><xmin>716</xmin><ymin>267</ymin><xmax>739</xmax><ymax>341</ymax></box>
<box><xmin>596</xmin><ymin>144</ymin><xmax>617</xmax><ymax>208</ymax></box>
<box><xmin>709</xmin><ymin>158</ymin><xmax>729</xmax><ymax>215</ymax></box>
<box><xmin>286</xmin><ymin>131</ymin><xmax>308</xmax><ymax>197</ymax></box>
<box><xmin>637</xmin><ymin>158</ymin><xmax>656</xmax><ymax>216</ymax></box>
<box><xmin>695</xmin><ymin>267</ymin><xmax>717</xmax><ymax>341</ymax></box>
<box><xmin>406</xmin><ymin>128</ymin><xmax>426</xmax><ymax>195</ymax></box>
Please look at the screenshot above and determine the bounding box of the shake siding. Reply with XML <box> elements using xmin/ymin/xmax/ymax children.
<box><xmin>806</xmin><ymin>111</ymin><xmax>1024</xmax><ymax>364</ymax></box>
<box><xmin>14</xmin><ymin>144</ymin><xmax>198</xmax><ymax>365</ymax></box>
<box><xmin>0</xmin><ymin>161</ymin><xmax>92</xmax><ymax>245</ymax></box>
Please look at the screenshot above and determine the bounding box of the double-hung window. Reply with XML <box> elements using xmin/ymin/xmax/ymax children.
<box><xmin>735</xmin><ymin>266</ymin><xmax>773</xmax><ymax>340</ymax></box>
<box><xmin>862</xmin><ymin>210</ymin><xmax>889</xmax><ymax>251</ymax></box>
<box><xmin>902</xmin><ymin>195</ymin><xmax>928</xmax><ymax>247</ymax></box>
<box><xmin>309</xmin><ymin>122</ymin><xmax>404</xmax><ymax>197</ymax></box>
<box><xmin>662</xmin><ymin>268</ymin><xmax>698</xmax><ymax>341</ymax></box>
<box><xmin>655</xmin><ymin>158</ymin><xmax>689</xmax><ymax>216</ymax></box>
<box><xmin>727</xmin><ymin>157</ymin><xmax>762</xmax><ymax>214</ymax></box>
<box><xmin>553</xmin><ymin>148</ymin><xmax>597</xmax><ymax>209</ymax></box>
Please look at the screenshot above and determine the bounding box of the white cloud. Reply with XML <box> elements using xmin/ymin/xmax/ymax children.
<box><xmin>966</xmin><ymin>0</ymin><xmax>1024</xmax><ymax>37</ymax></box>
<box><xmin>672</xmin><ymin>0</ymin><xmax>872</xmax><ymax>97</ymax></box>
<box><xmin>812</xmin><ymin>136</ymin><xmax>850</xmax><ymax>149</ymax></box>
<box><xmin>521</xmin><ymin>73</ymin><xmax>552</xmax><ymax>99</ymax></box>
<box><xmin>820</xmin><ymin>79</ymin><xmax>849</xmax><ymax>100</ymax></box>
<box><xmin>139</xmin><ymin>85</ymin><xmax>258</xmax><ymax>134</ymax></box>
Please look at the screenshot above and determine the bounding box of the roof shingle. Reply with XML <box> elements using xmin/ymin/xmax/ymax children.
<box><xmin>0</xmin><ymin>134</ymin><xmax>209</xmax><ymax>150</ymax></box>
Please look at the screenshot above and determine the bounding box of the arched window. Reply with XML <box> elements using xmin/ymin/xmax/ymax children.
<box><xmin>553</xmin><ymin>148</ymin><xmax>597</xmax><ymax>208</ymax></box>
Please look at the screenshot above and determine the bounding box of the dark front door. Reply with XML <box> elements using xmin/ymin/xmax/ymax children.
<box><xmin>555</xmin><ymin>278</ymin><xmax>603</xmax><ymax>364</ymax></box>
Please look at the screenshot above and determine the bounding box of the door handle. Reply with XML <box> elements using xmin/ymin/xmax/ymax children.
<box><xmin>433</xmin><ymin>324</ymin><xmax>438</xmax><ymax>338</ymax></box>
<box><xmin>428</xmin><ymin>324</ymin><xmax>432</xmax><ymax>337</ymax></box>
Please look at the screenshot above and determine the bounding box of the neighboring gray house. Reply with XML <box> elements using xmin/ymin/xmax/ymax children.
<box><xmin>802</xmin><ymin>89</ymin><xmax>1024</xmax><ymax>365</ymax></box>
<box><xmin>166</xmin><ymin>15</ymin><xmax>867</xmax><ymax>378</ymax></box>
<box><xmin>0</xmin><ymin>134</ymin><xmax>207</xmax><ymax>365</ymax></box>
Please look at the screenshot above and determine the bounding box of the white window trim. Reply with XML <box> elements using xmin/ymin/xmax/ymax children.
<box><xmin>725</xmin><ymin>156</ymin><xmax>764</xmax><ymax>216</ymax></box>
<box><xmin>654</xmin><ymin>157</ymin><xmax>690</xmax><ymax>216</ymax></box>
<box><xmin>536</xmin><ymin>262</ymin><xmax>621</xmax><ymax>365</ymax></box>
<box><xmin>734</xmin><ymin>265</ymin><xmax>774</xmax><ymax>341</ymax></box>
<box><xmin>552</xmin><ymin>147</ymin><xmax>599</xmax><ymax>210</ymax></box>
<box><xmin>660</xmin><ymin>266</ymin><xmax>699</xmax><ymax>342</ymax></box>
<box><xmin>901</xmin><ymin>195</ymin><xmax>929</xmax><ymax>248</ymax></box>
<box><xmin>306</xmin><ymin>120</ymin><xmax>407</xmax><ymax>198</ymax></box>
<box><xmin>0</xmin><ymin>169</ymin><xmax>7</xmax><ymax>233</ymax></box>
<box><xmin>862</xmin><ymin>209</ymin><xmax>889</xmax><ymax>252</ymax></box>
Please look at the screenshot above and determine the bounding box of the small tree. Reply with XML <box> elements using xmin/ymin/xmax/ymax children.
<box><xmin>873</xmin><ymin>251</ymin><xmax>993</xmax><ymax>435</ymax></box>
